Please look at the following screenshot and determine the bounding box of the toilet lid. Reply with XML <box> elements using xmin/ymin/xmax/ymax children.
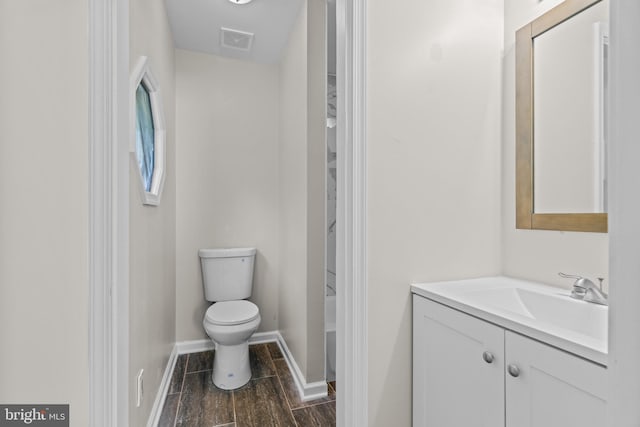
<box><xmin>205</xmin><ymin>301</ymin><xmax>260</xmax><ymax>326</ymax></box>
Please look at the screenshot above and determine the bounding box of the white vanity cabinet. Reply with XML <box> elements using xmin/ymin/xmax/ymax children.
<box><xmin>505</xmin><ymin>331</ymin><xmax>607</xmax><ymax>427</ymax></box>
<box><xmin>413</xmin><ymin>295</ymin><xmax>505</xmax><ymax>426</ymax></box>
<box><xmin>413</xmin><ymin>295</ymin><xmax>607</xmax><ymax>427</ymax></box>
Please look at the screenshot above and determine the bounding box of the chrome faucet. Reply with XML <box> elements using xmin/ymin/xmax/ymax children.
<box><xmin>558</xmin><ymin>273</ymin><xmax>608</xmax><ymax>306</ymax></box>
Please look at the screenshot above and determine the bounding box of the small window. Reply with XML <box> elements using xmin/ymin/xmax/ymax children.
<box><xmin>130</xmin><ymin>56</ymin><xmax>166</xmax><ymax>205</ymax></box>
<box><xmin>135</xmin><ymin>83</ymin><xmax>155</xmax><ymax>192</ymax></box>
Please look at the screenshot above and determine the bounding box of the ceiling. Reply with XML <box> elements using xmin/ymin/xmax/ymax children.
<box><xmin>165</xmin><ymin>0</ymin><xmax>305</xmax><ymax>64</ymax></box>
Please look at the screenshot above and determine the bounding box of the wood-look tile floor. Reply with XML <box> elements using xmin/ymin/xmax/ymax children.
<box><xmin>159</xmin><ymin>343</ymin><xmax>336</xmax><ymax>427</ymax></box>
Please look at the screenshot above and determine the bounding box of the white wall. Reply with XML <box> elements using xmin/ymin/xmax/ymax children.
<box><xmin>129</xmin><ymin>0</ymin><xmax>177</xmax><ymax>424</ymax></box>
<box><xmin>366</xmin><ymin>0</ymin><xmax>504</xmax><ymax>425</ymax></box>
<box><xmin>278</xmin><ymin>0</ymin><xmax>309</xmax><ymax>376</ymax></box>
<box><xmin>278</xmin><ymin>0</ymin><xmax>326</xmax><ymax>384</ymax></box>
<box><xmin>502</xmin><ymin>0</ymin><xmax>609</xmax><ymax>289</ymax></box>
<box><xmin>305</xmin><ymin>0</ymin><xmax>327</xmax><ymax>384</ymax></box>
<box><xmin>0</xmin><ymin>1</ymin><xmax>89</xmax><ymax>425</ymax></box>
<box><xmin>175</xmin><ymin>49</ymin><xmax>281</xmax><ymax>341</ymax></box>
<box><xmin>607</xmin><ymin>1</ymin><xmax>640</xmax><ymax>423</ymax></box>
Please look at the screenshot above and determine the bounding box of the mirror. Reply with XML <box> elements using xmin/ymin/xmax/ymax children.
<box><xmin>516</xmin><ymin>0</ymin><xmax>608</xmax><ymax>232</ymax></box>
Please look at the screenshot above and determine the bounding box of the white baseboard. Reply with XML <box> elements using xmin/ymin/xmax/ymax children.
<box><xmin>175</xmin><ymin>338</ymin><xmax>214</xmax><ymax>354</ymax></box>
<box><xmin>146</xmin><ymin>345</ymin><xmax>178</xmax><ymax>427</ymax></box>
<box><xmin>173</xmin><ymin>331</ymin><xmax>281</xmax><ymax>354</ymax></box>
<box><xmin>249</xmin><ymin>330</ymin><xmax>281</xmax><ymax>344</ymax></box>
<box><xmin>167</xmin><ymin>331</ymin><xmax>327</xmax><ymax>403</ymax></box>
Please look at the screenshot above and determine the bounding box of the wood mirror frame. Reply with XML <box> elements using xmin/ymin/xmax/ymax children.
<box><xmin>516</xmin><ymin>0</ymin><xmax>608</xmax><ymax>233</ymax></box>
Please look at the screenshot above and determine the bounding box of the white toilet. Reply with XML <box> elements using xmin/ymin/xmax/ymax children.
<box><xmin>199</xmin><ymin>247</ymin><xmax>261</xmax><ymax>390</ymax></box>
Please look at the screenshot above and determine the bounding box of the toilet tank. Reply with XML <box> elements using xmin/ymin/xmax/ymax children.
<box><xmin>198</xmin><ymin>248</ymin><xmax>256</xmax><ymax>302</ymax></box>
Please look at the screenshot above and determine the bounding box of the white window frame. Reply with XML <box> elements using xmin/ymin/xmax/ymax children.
<box><xmin>130</xmin><ymin>56</ymin><xmax>166</xmax><ymax>206</ymax></box>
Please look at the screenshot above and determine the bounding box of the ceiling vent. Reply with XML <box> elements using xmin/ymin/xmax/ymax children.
<box><xmin>220</xmin><ymin>27</ymin><xmax>254</xmax><ymax>51</ymax></box>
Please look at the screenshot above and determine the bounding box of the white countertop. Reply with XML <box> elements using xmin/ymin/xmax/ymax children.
<box><xmin>411</xmin><ymin>276</ymin><xmax>608</xmax><ymax>366</ymax></box>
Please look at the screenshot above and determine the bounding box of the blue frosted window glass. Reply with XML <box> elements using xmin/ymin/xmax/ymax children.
<box><xmin>135</xmin><ymin>83</ymin><xmax>155</xmax><ymax>192</ymax></box>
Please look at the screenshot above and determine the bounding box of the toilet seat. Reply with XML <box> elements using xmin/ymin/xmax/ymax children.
<box><xmin>205</xmin><ymin>300</ymin><xmax>259</xmax><ymax>326</ymax></box>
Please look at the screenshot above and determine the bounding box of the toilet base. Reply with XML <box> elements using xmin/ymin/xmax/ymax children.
<box><xmin>212</xmin><ymin>342</ymin><xmax>252</xmax><ymax>390</ymax></box>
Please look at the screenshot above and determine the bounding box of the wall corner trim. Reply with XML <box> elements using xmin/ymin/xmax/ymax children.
<box><xmin>269</xmin><ymin>332</ymin><xmax>329</xmax><ymax>401</ymax></box>
<box><xmin>336</xmin><ymin>0</ymin><xmax>368</xmax><ymax>425</ymax></box>
<box><xmin>89</xmin><ymin>0</ymin><xmax>130</xmax><ymax>425</ymax></box>
<box><xmin>607</xmin><ymin>0</ymin><xmax>640</xmax><ymax>424</ymax></box>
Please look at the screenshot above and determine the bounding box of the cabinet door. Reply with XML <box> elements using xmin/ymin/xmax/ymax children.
<box><xmin>413</xmin><ymin>296</ymin><xmax>505</xmax><ymax>427</ymax></box>
<box><xmin>505</xmin><ymin>331</ymin><xmax>607</xmax><ymax>427</ymax></box>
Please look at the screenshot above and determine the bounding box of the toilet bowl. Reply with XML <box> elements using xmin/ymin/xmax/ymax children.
<box><xmin>203</xmin><ymin>300</ymin><xmax>261</xmax><ymax>389</ymax></box>
<box><xmin>198</xmin><ymin>247</ymin><xmax>260</xmax><ymax>390</ymax></box>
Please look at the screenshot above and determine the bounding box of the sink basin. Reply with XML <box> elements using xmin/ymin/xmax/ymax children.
<box><xmin>463</xmin><ymin>287</ymin><xmax>607</xmax><ymax>342</ymax></box>
<box><xmin>411</xmin><ymin>276</ymin><xmax>608</xmax><ymax>365</ymax></box>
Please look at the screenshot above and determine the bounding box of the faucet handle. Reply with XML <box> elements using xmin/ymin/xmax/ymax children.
<box><xmin>558</xmin><ymin>272</ymin><xmax>582</xmax><ymax>280</ymax></box>
<box><xmin>559</xmin><ymin>273</ymin><xmax>595</xmax><ymax>289</ymax></box>
<box><xmin>597</xmin><ymin>277</ymin><xmax>605</xmax><ymax>292</ymax></box>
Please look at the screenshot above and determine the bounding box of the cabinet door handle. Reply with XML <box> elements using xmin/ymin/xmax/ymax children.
<box><xmin>482</xmin><ymin>351</ymin><xmax>494</xmax><ymax>364</ymax></box>
<box><xmin>508</xmin><ymin>364</ymin><xmax>520</xmax><ymax>378</ymax></box>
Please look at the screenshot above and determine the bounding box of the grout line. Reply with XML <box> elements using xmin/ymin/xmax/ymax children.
<box><xmin>184</xmin><ymin>368</ymin><xmax>213</xmax><ymax>374</ymax></box>
<box><xmin>172</xmin><ymin>393</ymin><xmax>182</xmax><ymax>427</ymax></box>
<box><xmin>270</xmin><ymin>347</ymin><xmax>298</xmax><ymax>426</ymax></box>
<box><xmin>171</xmin><ymin>354</ymin><xmax>189</xmax><ymax>427</ymax></box>
<box><xmin>178</xmin><ymin>354</ymin><xmax>189</xmax><ymax>395</ymax></box>
<box><xmin>266</xmin><ymin>349</ymin><xmax>278</xmax><ymax>379</ymax></box>
<box><xmin>231</xmin><ymin>380</ymin><xmax>237</xmax><ymax>426</ymax></box>
<box><xmin>292</xmin><ymin>399</ymin><xmax>336</xmax><ymax>411</ymax></box>
<box><xmin>253</xmin><ymin>374</ymin><xmax>277</xmax><ymax>380</ymax></box>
